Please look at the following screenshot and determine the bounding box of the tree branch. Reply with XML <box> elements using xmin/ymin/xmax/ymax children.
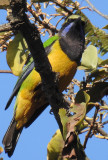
<box><xmin>83</xmin><ymin>106</ymin><xmax>99</xmax><ymax>149</ymax></box>
<box><xmin>0</xmin><ymin>70</ymin><xmax>12</xmax><ymax>74</ymax></box>
<box><xmin>27</xmin><ymin>4</ymin><xmax>58</xmax><ymax>36</ymax></box>
<box><xmin>8</xmin><ymin>0</ymin><xmax>69</xmax><ymax>134</ymax></box>
<box><xmin>53</xmin><ymin>0</ymin><xmax>72</xmax><ymax>15</ymax></box>
<box><xmin>85</xmin><ymin>0</ymin><xmax>108</xmax><ymax>20</ymax></box>
<box><xmin>0</xmin><ymin>23</ymin><xmax>12</xmax><ymax>33</ymax></box>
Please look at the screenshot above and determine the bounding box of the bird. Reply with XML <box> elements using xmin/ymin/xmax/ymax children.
<box><xmin>2</xmin><ymin>15</ymin><xmax>85</xmax><ymax>157</ymax></box>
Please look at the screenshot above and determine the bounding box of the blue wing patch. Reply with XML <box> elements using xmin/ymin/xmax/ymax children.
<box><xmin>61</xmin><ymin>22</ymin><xmax>74</xmax><ymax>37</ymax></box>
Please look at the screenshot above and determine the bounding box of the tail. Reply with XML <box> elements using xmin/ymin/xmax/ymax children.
<box><xmin>2</xmin><ymin>117</ymin><xmax>23</xmax><ymax>157</ymax></box>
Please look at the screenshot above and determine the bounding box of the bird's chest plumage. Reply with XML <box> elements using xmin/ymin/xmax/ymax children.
<box><xmin>15</xmin><ymin>40</ymin><xmax>77</xmax><ymax>129</ymax></box>
<box><xmin>48</xmin><ymin>40</ymin><xmax>77</xmax><ymax>91</ymax></box>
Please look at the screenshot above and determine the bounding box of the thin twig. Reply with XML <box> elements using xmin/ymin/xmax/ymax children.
<box><xmin>27</xmin><ymin>4</ymin><xmax>58</xmax><ymax>36</ymax></box>
<box><xmin>85</xmin><ymin>118</ymin><xmax>108</xmax><ymax>137</ymax></box>
<box><xmin>0</xmin><ymin>23</ymin><xmax>12</xmax><ymax>33</ymax></box>
<box><xmin>79</xmin><ymin>6</ymin><xmax>91</xmax><ymax>11</ymax></box>
<box><xmin>83</xmin><ymin>107</ymin><xmax>99</xmax><ymax>149</ymax></box>
<box><xmin>79</xmin><ymin>128</ymin><xmax>89</xmax><ymax>134</ymax></box>
<box><xmin>55</xmin><ymin>17</ymin><xmax>64</xmax><ymax>28</ymax></box>
<box><xmin>72</xmin><ymin>79</ymin><xmax>80</xmax><ymax>87</ymax></box>
<box><xmin>102</xmin><ymin>120</ymin><xmax>108</xmax><ymax>126</ymax></box>
<box><xmin>0</xmin><ymin>70</ymin><xmax>12</xmax><ymax>74</ymax></box>
<box><xmin>94</xmin><ymin>134</ymin><xmax>108</xmax><ymax>140</ymax></box>
<box><xmin>96</xmin><ymin>127</ymin><xmax>108</xmax><ymax>137</ymax></box>
<box><xmin>85</xmin><ymin>0</ymin><xmax>108</xmax><ymax>20</ymax></box>
<box><xmin>53</xmin><ymin>0</ymin><xmax>72</xmax><ymax>15</ymax></box>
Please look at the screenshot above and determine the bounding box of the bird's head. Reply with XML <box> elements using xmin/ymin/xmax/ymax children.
<box><xmin>59</xmin><ymin>15</ymin><xmax>85</xmax><ymax>42</ymax></box>
<box><xmin>59</xmin><ymin>15</ymin><xmax>85</xmax><ymax>63</ymax></box>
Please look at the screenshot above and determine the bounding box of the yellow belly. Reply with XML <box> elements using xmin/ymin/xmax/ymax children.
<box><xmin>15</xmin><ymin>40</ymin><xmax>77</xmax><ymax>129</ymax></box>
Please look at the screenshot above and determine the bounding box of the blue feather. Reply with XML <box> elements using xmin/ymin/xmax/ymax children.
<box><xmin>61</xmin><ymin>22</ymin><xmax>74</xmax><ymax>37</ymax></box>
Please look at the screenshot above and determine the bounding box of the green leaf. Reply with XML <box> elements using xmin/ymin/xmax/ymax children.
<box><xmin>98</xmin><ymin>59</ymin><xmax>108</xmax><ymax>66</ymax></box>
<box><xmin>78</xmin><ymin>65</ymin><xmax>89</xmax><ymax>70</ymax></box>
<box><xmin>70</xmin><ymin>103</ymin><xmax>87</xmax><ymax>130</ymax></box>
<box><xmin>7</xmin><ymin>32</ymin><xmax>29</xmax><ymax>76</ymax></box>
<box><xmin>58</xmin><ymin>109</ymin><xmax>68</xmax><ymax>140</ymax></box>
<box><xmin>59</xmin><ymin>106</ymin><xmax>89</xmax><ymax>159</ymax></box>
<box><xmin>59</xmin><ymin>92</ymin><xmax>89</xmax><ymax>139</ymax></box>
<box><xmin>98</xmin><ymin>57</ymin><xmax>103</xmax><ymax>65</ymax></box>
<box><xmin>81</xmin><ymin>45</ymin><xmax>98</xmax><ymax>70</ymax></box>
<box><xmin>102</xmin><ymin>25</ymin><xmax>108</xmax><ymax>30</ymax></box>
<box><xmin>47</xmin><ymin>130</ymin><xmax>65</xmax><ymax>160</ymax></box>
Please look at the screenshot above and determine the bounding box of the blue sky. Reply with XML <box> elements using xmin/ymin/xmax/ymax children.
<box><xmin>0</xmin><ymin>0</ymin><xmax>108</xmax><ymax>160</ymax></box>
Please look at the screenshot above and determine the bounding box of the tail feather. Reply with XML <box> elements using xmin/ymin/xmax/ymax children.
<box><xmin>2</xmin><ymin>117</ymin><xmax>23</xmax><ymax>157</ymax></box>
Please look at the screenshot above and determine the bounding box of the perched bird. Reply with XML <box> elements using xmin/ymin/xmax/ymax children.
<box><xmin>2</xmin><ymin>16</ymin><xmax>85</xmax><ymax>157</ymax></box>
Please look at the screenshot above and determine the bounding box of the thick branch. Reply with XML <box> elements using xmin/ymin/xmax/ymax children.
<box><xmin>8</xmin><ymin>0</ymin><xmax>69</xmax><ymax>134</ymax></box>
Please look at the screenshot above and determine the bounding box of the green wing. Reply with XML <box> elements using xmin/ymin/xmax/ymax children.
<box><xmin>5</xmin><ymin>34</ymin><xmax>59</xmax><ymax>110</ymax></box>
<box><xmin>43</xmin><ymin>35</ymin><xmax>59</xmax><ymax>48</ymax></box>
